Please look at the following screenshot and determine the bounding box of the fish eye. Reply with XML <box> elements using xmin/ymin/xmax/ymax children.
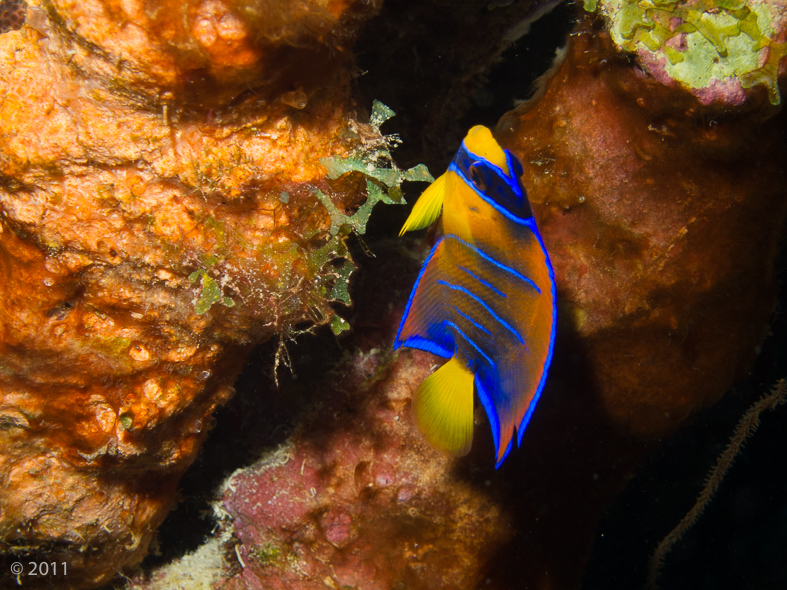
<box><xmin>468</xmin><ymin>163</ymin><xmax>489</xmax><ymax>192</ymax></box>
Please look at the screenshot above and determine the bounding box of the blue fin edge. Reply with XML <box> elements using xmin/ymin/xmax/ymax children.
<box><xmin>515</xmin><ymin>224</ymin><xmax>558</xmax><ymax>449</ymax></box>
<box><xmin>396</xmin><ymin>335</ymin><xmax>451</xmax><ymax>359</ymax></box>
<box><xmin>474</xmin><ymin>374</ymin><xmax>503</xmax><ymax>466</ymax></box>
<box><xmin>394</xmin><ymin>237</ymin><xmax>444</xmax><ymax>350</ymax></box>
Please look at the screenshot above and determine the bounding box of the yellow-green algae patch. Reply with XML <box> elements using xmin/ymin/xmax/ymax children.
<box><xmin>586</xmin><ymin>0</ymin><xmax>785</xmax><ymax>104</ymax></box>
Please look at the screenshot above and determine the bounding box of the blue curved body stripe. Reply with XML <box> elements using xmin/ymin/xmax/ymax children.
<box><xmin>453</xmin><ymin>306</ymin><xmax>492</xmax><ymax>337</ymax></box>
<box><xmin>436</xmin><ymin>280</ymin><xmax>525</xmax><ymax>345</ymax></box>
<box><xmin>444</xmin><ymin>234</ymin><xmax>539</xmax><ymax>293</ymax></box>
<box><xmin>446</xmin><ymin>321</ymin><xmax>496</xmax><ymax>369</ymax></box>
<box><xmin>399</xmin><ymin>335</ymin><xmax>452</xmax><ymax>359</ymax></box>
<box><xmin>458</xmin><ymin>265</ymin><xmax>506</xmax><ymax>298</ymax></box>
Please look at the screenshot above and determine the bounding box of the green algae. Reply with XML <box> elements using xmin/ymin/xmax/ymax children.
<box><xmin>368</xmin><ymin>100</ymin><xmax>396</xmax><ymax>128</ymax></box>
<box><xmin>329</xmin><ymin>314</ymin><xmax>350</xmax><ymax>335</ymax></box>
<box><xmin>305</xmin><ymin>101</ymin><xmax>433</xmax><ymax>334</ymax></box>
<box><xmin>319</xmin><ymin>100</ymin><xmax>433</xmax><ymax>210</ymax></box>
<box><xmin>182</xmin><ymin>102</ymin><xmax>431</xmax><ymax>330</ymax></box>
<box><xmin>189</xmin><ymin>267</ymin><xmax>235</xmax><ymax>316</ymax></box>
<box><xmin>250</xmin><ymin>542</ymin><xmax>283</xmax><ymax>566</ymax></box>
<box><xmin>204</xmin><ymin>216</ymin><xmax>228</xmax><ymax>250</ymax></box>
<box><xmin>585</xmin><ymin>0</ymin><xmax>784</xmax><ymax>104</ymax></box>
<box><xmin>324</xmin><ymin>258</ymin><xmax>355</xmax><ymax>306</ymax></box>
<box><xmin>739</xmin><ymin>39</ymin><xmax>787</xmax><ymax>104</ymax></box>
<box><xmin>118</xmin><ymin>412</ymin><xmax>134</xmax><ymax>430</ymax></box>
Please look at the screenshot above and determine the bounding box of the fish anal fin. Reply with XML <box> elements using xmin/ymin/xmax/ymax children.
<box><xmin>399</xmin><ymin>173</ymin><xmax>446</xmax><ymax>236</ymax></box>
<box><xmin>411</xmin><ymin>357</ymin><xmax>474</xmax><ymax>457</ymax></box>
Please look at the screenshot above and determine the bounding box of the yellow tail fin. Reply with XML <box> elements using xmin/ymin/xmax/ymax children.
<box><xmin>411</xmin><ymin>357</ymin><xmax>474</xmax><ymax>457</ymax></box>
<box><xmin>399</xmin><ymin>173</ymin><xmax>446</xmax><ymax>236</ymax></box>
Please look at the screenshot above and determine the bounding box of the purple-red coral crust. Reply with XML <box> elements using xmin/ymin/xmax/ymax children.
<box><xmin>218</xmin><ymin>349</ymin><xmax>512</xmax><ymax>590</ymax></box>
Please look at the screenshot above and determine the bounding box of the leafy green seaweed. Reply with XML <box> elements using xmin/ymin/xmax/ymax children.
<box><xmin>306</xmin><ymin>101</ymin><xmax>433</xmax><ymax>333</ymax></box>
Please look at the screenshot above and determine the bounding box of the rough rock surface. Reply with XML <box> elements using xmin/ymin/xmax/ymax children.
<box><xmin>0</xmin><ymin>0</ymin><xmax>388</xmax><ymax>587</ymax></box>
<box><xmin>498</xmin><ymin>19</ymin><xmax>787</xmax><ymax>437</ymax></box>
<box><xmin>216</xmin><ymin>348</ymin><xmax>512</xmax><ymax>590</ymax></box>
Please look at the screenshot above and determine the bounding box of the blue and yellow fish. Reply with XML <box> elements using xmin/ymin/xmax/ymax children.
<box><xmin>394</xmin><ymin>126</ymin><xmax>557</xmax><ymax>467</ymax></box>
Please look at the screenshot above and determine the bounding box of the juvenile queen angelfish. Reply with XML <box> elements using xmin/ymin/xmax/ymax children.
<box><xmin>394</xmin><ymin>126</ymin><xmax>556</xmax><ymax>467</ymax></box>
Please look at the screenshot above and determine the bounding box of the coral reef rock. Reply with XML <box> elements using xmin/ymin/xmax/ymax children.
<box><xmin>0</xmin><ymin>0</ymin><xmax>405</xmax><ymax>587</ymax></box>
<box><xmin>497</xmin><ymin>17</ymin><xmax>787</xmax><ymax>439</ymax></box>
<box><xmin>128</xmin><ymin>11</ymin><xmax>787</xmax><ymax>590</ymax></box>
<box><xmin>215</xmin><ymin>348</ymin><xmax>513</xmax><ymax>590</ymax></box>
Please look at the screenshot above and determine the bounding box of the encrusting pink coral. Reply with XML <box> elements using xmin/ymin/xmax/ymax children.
<box><xmin>216</xmin><ymin>347</ymin><xmax>513</xmax><ymax>590</ymax></box>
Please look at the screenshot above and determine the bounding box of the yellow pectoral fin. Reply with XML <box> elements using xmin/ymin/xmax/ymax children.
<box><xmin>399</xmin><ymin>173</ymin><xmax>446</xmax><ymax>236</ymax></box>
<box><xmin>411</xmin><ymin>357</ymin><xmax>475</xmax><ymax>457</ymax></box>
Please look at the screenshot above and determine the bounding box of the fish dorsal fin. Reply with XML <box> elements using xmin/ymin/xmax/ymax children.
<box><xmin>399</xmin><ymin>173</ymin><xmax>447</xmax><ymax>236</ymax></box>
<box><xmin>411</xmin><ymin>357</ymin><xmax>475</xmax><ymax>457</ymax></box>
<box><xmin>463</xmin><ymin>126</ymin><xmax>509</xmax><ymax>175</ymax></box>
